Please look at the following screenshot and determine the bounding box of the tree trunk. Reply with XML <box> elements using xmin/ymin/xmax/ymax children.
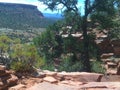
<box><xmin>82</xmin><ymin>17</ymin><xmax>91</xmax><ymax>72</ymax></box>
<box><xmin>81</xmin><ymin>0</ymin><xmax>91</xmax><ymax>72</ymax></box>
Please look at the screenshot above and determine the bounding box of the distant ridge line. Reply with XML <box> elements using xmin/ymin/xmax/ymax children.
<box><xmin>0</xmin><ymin>2</ymin><xmax>37</xmax><ymax>9</ymax></box>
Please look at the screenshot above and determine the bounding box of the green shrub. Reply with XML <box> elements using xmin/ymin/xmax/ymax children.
<box><xmin>58</xmin><ymin>55</ymin><xmax>83</xmax><ymax>72</ymax></box>
<box><xmin>91</xmin><ymin>61</ymin><xmax>105</xmax><ymax>73</ymax></box>
<box><xmin>41</xmin><ymin>64</ymin><xmax>55</xmax><ymax>71</ymax></box>
<box><xmin>11</xmin><ymin>61</ymin><xmax>30</xmax><ymax>72</ymax></box>
<box><xmin>10</xmin><ymin>44</ymin><xmax>44</xmax><ymax>72</ymax></box>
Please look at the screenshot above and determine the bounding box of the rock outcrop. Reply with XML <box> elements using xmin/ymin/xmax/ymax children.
<box><xmin>26</xmin><ymin>70</ymin><xmax>120</xmax><ymax>90</ymax></box>
<box><xmin>0</xmin><ymin>64</ymin><xmax>18</xmax><ymax>89</ymax></box>
<box><xmin>8</xmin><ymin>70</ymin><xmax>104</xmax><ymax>90</ymax></box>
<box><xmin>7</xmin><ymin>70</ymin><xmax>120</xmax><ymax>90</ymax></box>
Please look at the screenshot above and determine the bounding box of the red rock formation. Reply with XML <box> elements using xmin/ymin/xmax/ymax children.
<box><xmin>0</xmin><ymin>65</ymin><xmax>18</xmax><ymax>89</ymax></box>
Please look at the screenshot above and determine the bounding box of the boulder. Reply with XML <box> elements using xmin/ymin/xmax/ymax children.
<box><xmin>7</xmin><ymin>74</ymin><xmax>18</xmax><ymax>86</ymax></box>
<box><xmin>0</xmin><ymin>65</ymin><xmax>6</xmax><ymax>71</ymax></box>
<box><xmin>43</xmin><ymin>76</ymin><xmax>58</xmax><ymax>83</ymax></box>
<box><xmin>0</xmin><ymin>65</ymin><xmax>18</xmax><ymax>89</ymax></box>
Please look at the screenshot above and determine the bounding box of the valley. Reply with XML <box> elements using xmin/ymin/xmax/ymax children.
<box><xmin>0</xmin><ymin>28</ymin><xmax>46</xmax><ymax>43</ymax></box>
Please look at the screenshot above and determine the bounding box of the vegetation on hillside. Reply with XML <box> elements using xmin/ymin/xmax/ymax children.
<box><xmin>0</xmin><ymin>35</ymin><xmax>44</xmax><ymax>72</ymax></box>
<box><xmin>0</xmin><ymin>3</ymin><xmax>58</xmax><ymax>30</ymax></box>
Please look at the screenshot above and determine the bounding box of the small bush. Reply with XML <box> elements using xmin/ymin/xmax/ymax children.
<box><xmin>10</xmin><ymin>44</ymin><xmax>44</xmax><ymax>72</ymax></box>
<box><xmin>58</xmin><ymin>55</ymin><xmax>83</xmax><ymax>72</ymax></box>
<box><xmin>91</xmin><ymin>61</ymin><xmax>105</xmax><ymax>73</ymax></box>
<box><xmin>41</xmin><ymin>64</ymin><xmax>55</xmax><ymax>71</ymax></box>
<box><xmin>11</xmin><ymin>61</ymin><xmax>31</xmax><ymax>72</ymax></box>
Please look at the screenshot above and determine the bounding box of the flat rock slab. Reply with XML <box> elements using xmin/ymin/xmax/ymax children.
<box><xmin>27</xmin><ymin>82</ymin><xmax>78</xmax><ymax>90</ymax></box>
<box><xmin>80</xmin><ymin>82</ymin><xmax>120</xmax><ymax>90</ymax></box>
<box><xmin>57</xmin><ymin>72</ymin><xmax>103</xmax><ymax>82</ymax></box>
<box><xmin>27</xmin><ymin>82</ymin><xmax>120</xmax><ymax>90</ymax></box>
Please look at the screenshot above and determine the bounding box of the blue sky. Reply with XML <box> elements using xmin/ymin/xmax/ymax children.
<box><xmin>0</xmin><ymin>0</ymin><xmax>84</xmax><ymax>14</ymax></box>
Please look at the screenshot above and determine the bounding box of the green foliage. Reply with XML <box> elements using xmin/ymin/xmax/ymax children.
<box><xmin>0</xmin><ymin>35</ymin><xmax>44</xmax><ymax>72</ymax></box>
<box><xmin>63</xmin><ymin>35</ymin><xmax>83</xmax><ymax>53</ymax></box>
<box><xmin>0</xmin><ymin>35</ymin><xmax>12</xmax><ymax>53</ymax></box>
<box><xmin>34</xmin><ymin>29</ymin><xmax>58</xmax><ymax>63</ymax></box>
<box><xmin>41</xmin><ymin>63</ymin><xmax>55</xmax><ymax>71</ymax></box>
<box><xmin>108</xmin><ymin>16</ymin><xmax>120</xmax><ymax>40</ymax></box>
<box><xmin>10</xmin><ymin>44</ymin><xmax>44</xmax><ymax>72</ymax></box>
<box><xmin>11</xmin><ymin>60</ymin><xmax>31</xmax><ymax>72</ymax></box>
<box><xmin>90</xmin><ymin>0</ymin><xmax>115</xmax><ymax>29</ymax></box>
<box><xmin>87</xmin><ymin>33</ymin><xmax>100</xmax><ymax>59</ymax></box>
<box><xmin>0</xmin><ymin>35</ymin><xmax>12</xmax><ymax>66</ymax></box>
<box><xmin>47</xmin><ymin>20</ymin><xmax>64</xmax><ymax>33</ymax></box>
<box><xmin>58</xmin><ymin>55</ymin><xmax>83</xmax><ymax>72</ymax></box>
<box><xmin>39</xmin><ymin>0</ymin><xmax>78</xmax><ymax>12</ymax></box>
<box><xmin>39</xmin><ymin>0</ymin><xmax>117</xmax><ymax>72</ymax></box>
<box><xmin>109</xmin><ymin>26</ymin><xmax>120</xmax><ymax>40</ymax></box>
<box><xmin>63</xmin><ymin>11</ymin><xmax>82</xmax><ymax>32</ymax></box>
<box><xmin>91</xmin><ymin>13</ymin><xmax>114</xmax><ymax>29</ymax></box>
<box><xmin>63</xmin><ymin>35</ymin><xmax>75</xmax><ymax>53</ymax></box>
<box><xmin>91</xmin><ymin>61</ymin><xmax>105</xmax><ymax>73</ymax></box>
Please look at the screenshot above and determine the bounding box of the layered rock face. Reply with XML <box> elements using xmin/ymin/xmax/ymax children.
<box><xmin>0</xmin><ymin>64</ymin><xmax>18</xmax><ymax>89</ymax></box>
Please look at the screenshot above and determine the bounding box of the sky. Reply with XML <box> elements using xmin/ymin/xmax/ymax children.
<box><xmin>0</xmin><ymin>0</ymin><xmax>84</xmax><ymax>14</ymax></box>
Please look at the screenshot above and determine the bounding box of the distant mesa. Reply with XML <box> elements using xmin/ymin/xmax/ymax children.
<box><xmin>0</xmin><ymin>2</ymin><xmax>59</xmax><ymax>30</ymax></box>
<box><xmin>0</xmin><ymin>2</ymin><xmax>37</xmax><ymax>10</ymax></box>
<box><xmin>0</xmin><ymin>2</ymin><xmax>58</xmax><ymax>30</ymax></box>
<box><xmin>0</xmin><ymin>2</ymin><xmax>44</xmax><ymax>17</ymax></box>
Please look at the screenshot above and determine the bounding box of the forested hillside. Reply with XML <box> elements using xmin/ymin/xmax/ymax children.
<box><xmin>0</xmin><ymin>3</ymin><xmax>57</xmax><ymax>30</ymax></box>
